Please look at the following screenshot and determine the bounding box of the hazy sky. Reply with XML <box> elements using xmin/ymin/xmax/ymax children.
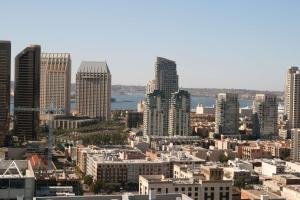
<box><xmin>1</xmin><ymin>0</ymin><xmax>299</xmax><ymax>91</ymax></box>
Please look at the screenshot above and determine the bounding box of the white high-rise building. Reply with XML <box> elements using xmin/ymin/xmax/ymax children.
<box><xmin>284</xmin><ymin>66</ymin><xmax>300</xmax><ymax>129</ymax></box>
<box><xmin>168</xmin><ymin>90</ymin><xmax>191</xmax><ymax>136</ymax></box>
<box><xmin>143</xmin><ymin>90</ymin><xmax>164</xmax><ymax>136</ymax></box>
<box><xmin>76</xmin><ymin>61</ymin><xmax>111</xmax><ymax>121</ymax></box>
<box><xmin>146</xmin><ymin>79</ymin><xmax>156</xmax><ymax>94</ymax></box>
<box><xmin>291</xmin><ymin>128</ymin><xmax>300</xmax><ymax>162</ymax></box>
<box><xmin>252</xmin><ymin>94</ymin><xmax>278</xmax><ymax>138</ymax></box>
<box><xmin>215</xmin><ymin>93</ymin><xmax>239</xmax><ymax>136</ymax></box>
<box><xmin>40</xmin><ymin>53</ymin><xmax>71</xmax><ymax>117</ymax></box>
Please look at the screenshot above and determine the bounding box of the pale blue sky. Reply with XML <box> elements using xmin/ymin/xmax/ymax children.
<box><xmin>1</xmin><ymin>0</ymin><xmax>299</xmax><ymax>91</ymax></box>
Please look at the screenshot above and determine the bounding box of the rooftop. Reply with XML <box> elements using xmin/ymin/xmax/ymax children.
<box><xmin>78</xmin><ymin>61</ymin><xmax>110</xmax><ymax>74</ymax></box>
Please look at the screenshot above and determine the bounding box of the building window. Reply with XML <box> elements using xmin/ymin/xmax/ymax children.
<box><xmin>188</xmin><ymin>193</ymin><xmax>192</xmax><ymax>197</ymax></box>
<box><xmin>195</xmin><ymin>192</ymin><xmax>198</xmax><ymax>196</ymax></box>
<box><xmin>182</xmin><ymin>187</ymin><xmax>185</xmax><ymax>191</ymax></box>
<box><xmin>188</xmin><ymin>187</ymin><xmax>192</xmax><ymax>191</ymax></box>
<box><xmin>205</xmin><ymin>187</ymin><xmax>208</xmax><ymax>191</ymax></box>
<box><xmin>175</xmin><ymin>187</ymin><xmax>178</xmax><ymax>192</ymax></box>
<box><xmin>157</xmin><ymin>188</ymin><xmax>161</xmax><ymax>193</ymax></box>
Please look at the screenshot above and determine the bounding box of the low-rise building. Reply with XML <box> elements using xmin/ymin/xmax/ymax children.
<box><xmin>0</xmin><ymin>160</ymin><xmax>35</xmax><ymax>200</ymax></box>
<box><xmin>139</xmin><ymin>165</ymin><xmax>233</xmax><ymax>200</ymax></box>
<box><xmin>261</xmin><ymin>159</ymin><xmax>285</xmax><ymax>177</ymax></box>
<box><xmin>54</xmin><ymin>116</ymin><xmax>96</xmax><ymax>129</ymax></box>
<box><xmin>241</xmin><ymin>189</ymin><xmax>285</xmax><ymax>200</ymax></box>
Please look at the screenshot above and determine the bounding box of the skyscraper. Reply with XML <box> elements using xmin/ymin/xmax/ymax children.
<box><xmin>14</xmin><ymin>45</ymin><xmax>41</xmax><ymax>141</ymax></box>
<box><xmin>252</xmin><ymin>94</ymin><xmax>278</xmax><ymax>138</ymax></box>
<box><xmin>168</xmin><ymin>90</ymin><xmax>191</xmax><ymax>136</ymax></box>
<box><xmin>0</xmin><ymin>41</ymin><xmax>11</xmax><ymax>146</ymax></box>
<box><xmin>154</xmin><ymin>57</ymin><xmax>178</xmax><ymax>135</ymax></box>
<box><xmin>146</xmin><ymin>79</ymin><xmax>156</xmax><ymax>94</ymax></box>
<box><xmin>291</xmin><ymin>128</ymin><xmax>300</xmax><ymax>162</ymax></box>
<box><xmin>215</xmin><ymin>93</ymin><xmax>239</xmax><ymax>136</ymax></box>
<box><xmin>40</xmin><ymin>53</ymin><xmax>71</xmax><ymax>118</ymax></box>
<box><xmin>155</xmin><ymin>57</ymin><xmax>178</xmax><ymax>100</ymax></box>
<box><xmin>143</xmin><ymin>90</ymin><xmax>164</xmax><ymax>136</ymax></box>
<box><xmin>284</xmin><ymin>66</ymin><xmax>300</xmax><ymax>129</ymax></box>
<box><xmin>76</xmin><ymin>61</ymin><xmax>111</xmax><ymax>121</ymax></box>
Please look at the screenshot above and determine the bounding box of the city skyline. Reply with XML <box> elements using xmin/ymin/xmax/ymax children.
<box><xmin>1</xmin><ymin>1</ymin><xmax>300</xmax><ymax>90</ymax></box>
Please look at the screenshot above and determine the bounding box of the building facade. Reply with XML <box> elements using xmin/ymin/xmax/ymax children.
<box><xmin>284</xmin><ymin>66</ymin><xmax>300</xmax><ymax>129</ymax></box>
<box><xmin>76</xmin><ymin>61</ymin><xmax>111</xmax><ymax>121</ymax></box>
<box><xmin>0</xmin><ymin>41</ymin><xmax>11</xmax><ymax>146</ymax></box>
<box><xmin>155</xmin><ymin>57</ymin><xmax>179</xmax><ymax>135</ymax></box>
<box><xmin>168</xmin><ymin>90</ymin><xmax>191</xmax><ymax>136</ymax></box>
<box><xmin>143</xmin><ymin>90</ymin><xmax>164</xmax><ymax>136</ymax></box>
<box><xmin>14</xmin><ymin>45</ymin><xmax>41</xmax><ymax>141</ymax></box>
<box><xmin>291</xmin><ymin>128</ymin><xmax>300</xmax><ymax>162</ymax></box>
<box><xmin>215</xmin><ymin>93</ymin><xmax>239</xmax><ymax>136</ymax></box>
<box><xmin>40</xmin><ymin>53</ymin><xmax>71</xmax><ymax>117</ymax></box>
<box><xmin>146</xmin><ymin>79</ymin><xmax>156</xmax><ymax>94</ymax></box>
<box><xmin>252</xmin><ymin>94</ymin><xmax>278</xmax><ymax>138</ymax></box>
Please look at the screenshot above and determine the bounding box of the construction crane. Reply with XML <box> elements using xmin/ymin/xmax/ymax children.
<box><xmin>14</xmin><ymin>98</ymin><xmax>64</xmax><ymax>171</ymax></box>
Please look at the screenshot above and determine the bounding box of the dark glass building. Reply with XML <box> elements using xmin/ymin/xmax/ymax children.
<box><xmin>0</xmin><ymin>41</ymin><xmax>11</xmax><ymax>146</ymax></box>
<box><xmin>14</xmin><ymin>45</ymin><xmax>41</xmax><ymax>141</ymax></box>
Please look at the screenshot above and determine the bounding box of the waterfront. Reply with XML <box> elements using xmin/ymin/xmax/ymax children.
<box><xmin>8</xmin><ymin>95</ymin><xmax>252</xmax><ymax>113</ymax></box>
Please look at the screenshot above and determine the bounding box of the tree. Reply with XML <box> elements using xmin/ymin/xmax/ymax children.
<box><xmin>234</xmin><ymin>177</ymin><xmax>246</xmax><ymax>188</ymax></box>
<box><xmin>83</xmin><ymin>175</ymin><xmax>93</xmax><ymax>186</ymax></box>
<box><xmin>219</xmin><ymin>154</ymin><xmax>229</xmax><ymax>163</ymax></box>
<box><xmin>91</xmin><ymin>180</ymin><xmax>105</xmax><ymax>194</ymax></box>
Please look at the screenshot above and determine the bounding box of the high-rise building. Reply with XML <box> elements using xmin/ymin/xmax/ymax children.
<box><xmin>291</xmin><ymin>128</ymin><xmax>300</xmax><ymax>162</ymax></box>
<box><xmin>146</xmin><ymin>79</ymin><xmax>156</xmax><ymax>94</ymax></box>
<box><xmin>168</xmin><ymin>90</ymin><xmax>191</xmax><ymax>136</ymax></box>
<box><xmin>143</xmin><ymin>90</ymin><xmax>164</xmax><ymax>136</ymax></box>
<box><xmin>14</xmin><ymin>45</ymin><xmax>41</xmax><ymax>141</ymax></box>
<box><xmin>0</xmin><ymin>41</ymin><xmax>11</xmax><ymax>146</ymax></box>
<box><xmin>76</xmin><ymin>61</ymin><xmax>111</xmax><ymax>121</ymax></box>
<box><xmin>155</xmin><ymin>57</ymin><xmax>178</xmax><ymax>135</ymax></box>
<box><xmin>252</xmin><ymin>94</ymin><xmax>278</xmax><ymax>138</ymax></box>
<box><xmin>155</xmin><ymin>57</ymin><xmax>178</xmax><ymax>100</ymax></box>
<box><xmin>40</xmin><ymin>53</ymin><xmax>71</xmax><ymax>118</ymax></box>
<box><xmin>215</xmin><ymin>93</ymin><xmax>239</xmax><ymax>136</ymax></box>
<box><xmin>284</xmin><ymin>66</ymin><xmax>300</xmax><ymax>129</ymax></box>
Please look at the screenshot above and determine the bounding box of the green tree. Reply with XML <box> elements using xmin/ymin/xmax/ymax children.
<box><xmin>219</xmin><ymin>154</ymin><xmax>229</xmax><ymax>163</ymax></box>
<box><xmin>91</xmin><ymin>180</ymin><xmax>105</xmax><ymax>194</ymax></box>
<box><xmin>83</xmin><ymin>175</ymin><xmax>93</xmax><ymax>186</ymax></box>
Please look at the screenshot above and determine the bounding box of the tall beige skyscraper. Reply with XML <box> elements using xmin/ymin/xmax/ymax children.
<box><xmin>76</xmin><ymin>61</ymin><xmax>111</xmax><ymax>121</ymax></box>
<box><xmin>291</xmin><ymin>128</ymin><xmax>300</xmax><ymax>162</ymax></box>
<box><xmin>168</xmin><ymin>90</ymin><xmax>191</xmax><ymax>136</ymax></box>
<box><xmin>40</xmin><ymin>53</ymin><xmax>71</xmax><ymax>117</ymax></box>
<box><xmin>215</xmin><ymin>93</ymin><xmax>239</xmax><ymax>136</ymax></box>
<box><xmin>284</xmin><ymin>67</ymin><xmax>300</xmax><ymax>129</ymax></box>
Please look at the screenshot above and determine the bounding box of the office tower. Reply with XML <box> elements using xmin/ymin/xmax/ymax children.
<box><xmin>14</xmin><ymin>45</ymin><xmax>41</xmax><ymax>141</ymax></box>
<box><xmin>143</xmin><ymin>90</ymin><xmax>164</xmax><ymax>136</ymax></box>
<box><xmin>215</xmin><ymin>93</ymin><xmax>239</xmax><ymax>136</ymax></box>
<box><xmin>0</xmin><ymin>41</ymin><xmax>11</xmax><ymax>146</ymax></box>
<box><xmin>291</xmin><ymin>128</ymin><xmax>300</xmax><ymax>161</ymax></box>
<box><xmin>76</xmin><ymin>61</ymin><xmax>111</xmax><ymax>121</ymax></box>
<box><xmin>40</xmin><ymin>53</ymin><xmax>71</xmax><ymax>118</ymax></box>
<box><xmin>252</xmin><ymin>94</ymin><xmax>278</xmax><ymax>138</ymax></box>
<box><xmin>146</xmin><ymin>79</ymin><xmax>156</xmax><ymax>94</ymax></box>
<box><xmin>155</xmin><ymin>57</ymin><xmax>178</xmax><ymax>100</ymax></box>
<box><xmin>168</xmin><ymin>90</ymin><xmax>191</xmax><ymax>136</ymax></box>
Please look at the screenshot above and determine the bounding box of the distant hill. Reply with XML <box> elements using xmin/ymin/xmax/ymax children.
<box><xmin>11</xmin><ymin>81</ymin><xmax>284</xmax><ymax>101</ymax></box>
